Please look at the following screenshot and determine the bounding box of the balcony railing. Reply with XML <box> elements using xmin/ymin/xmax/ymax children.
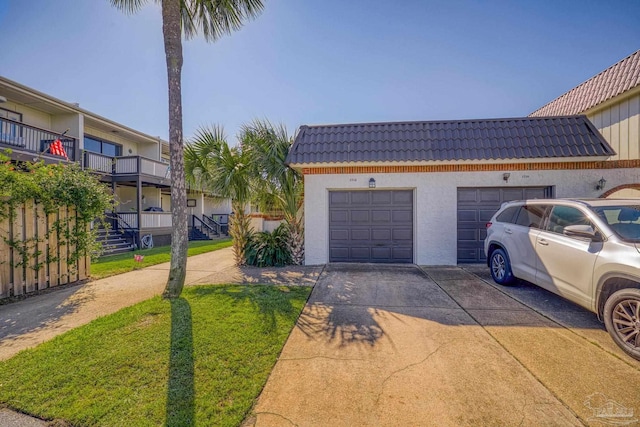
<box><xmin>0</xmin><ymin>116</ymin><xmax>77</xmax><ymax>161</ymax></box>
<box><xmin>83</xmin><ymin>152</ymin><xmax>170</xmax><ymax>179</ymax></box>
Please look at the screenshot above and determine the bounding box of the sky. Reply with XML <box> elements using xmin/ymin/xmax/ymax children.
<box><xmin>0</xmin><ymin>0</ymin><xmax>639</xmax><ymax>143</ymax></box>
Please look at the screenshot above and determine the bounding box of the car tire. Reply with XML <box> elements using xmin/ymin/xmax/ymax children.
<box><xmin>489</xmin><ymin>248</ymin><xmax>515</xmax><ymax>286</ymax></box>
<box><xmin>603</xmin><ymin>288</ymin><xmax>640</xmax><ymax>361</ymax></box>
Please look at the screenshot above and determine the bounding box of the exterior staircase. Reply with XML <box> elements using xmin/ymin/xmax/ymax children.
<box><xmin>96</xmin><ymin>226</ymin><xmax>136</xmax><ymax>256</ymax></box>
<box><xmin>188</xmin><ymin>226</ymin><xmax>212</xmax><ymax>241</ymax></box>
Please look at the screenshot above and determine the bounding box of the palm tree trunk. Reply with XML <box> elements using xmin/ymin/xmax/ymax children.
<box><xmin>162</xmin><ymin>0</ymin><xmax>188</xmax><ymax>298</ymax></box>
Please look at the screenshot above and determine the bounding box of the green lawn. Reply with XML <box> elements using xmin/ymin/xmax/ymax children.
<box><xmin>91</xmin><ymin>239</ymin><xmax>233</xmax><ymax>279</ymax></box>
<box><xmin>0</xmin><ymin>284</ymin><xmax>311</xmax><ymax>426</ymax></box>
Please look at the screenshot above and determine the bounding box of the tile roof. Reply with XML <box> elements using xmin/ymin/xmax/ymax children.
<box><xmin>286</xmin><ymin>116</ymin><xmax>615</xmax><ymax>165</ymax></box>
<box><xmin>530</xmin><ymin>49</ymin><xmax>640</xmax><ymax>117</ymax></box>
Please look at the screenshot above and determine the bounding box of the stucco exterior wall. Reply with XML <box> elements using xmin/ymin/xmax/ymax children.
<box><xmin>304</xmin><ymin>167</ymin><xmax>640</xmax><ymax>266</ymax></box>
<box><xmin>588</xmin><ymin>92</ymin><xmax>640</xmax><ymax>161</ymax></box>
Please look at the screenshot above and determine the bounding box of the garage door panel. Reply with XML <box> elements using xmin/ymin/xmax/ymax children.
<box><xmin>350</xmin><ymin>247</ymin><xmax>371</xmax><ymax>259</ymax></box>
<box><xmin>392</xmin><ymin>228</ymin><xmax>412</xmax><ymax>240</ymax></box>
<box><xmin>329</xmin><ymin>190</ymin><xmax>413</xmax><ymax>263</ymax></box>
<box><xmin>371</xmin><ymin>228</ymin><xmax>391</xmax><ymax>240</ymax></box>
<box><xmin>458</xmin><ymin>210</ymin><xmax>476</xmax><ymax>222</ymax></box>
<box><xmin>330</xmin><ymin>210</ymin><xmax>349</xmax><ymax>222</ymax></box>
<box><xmin>393</xmin><ymin>247</ymin><xmax>413</xmax><ymax>260</ymax></box>
<box><xmin>330</xmin><ymin>192</ymin><xmax>349</xmax><ymax>204</ymax></box>
<box><xmin>457</xmin><ymin>186</ymin><xmax>552</xmax><ymax>263</ymax></box>
<box><xmin>351</xmin><ymin>210</ymin><xmax>370</xmax><ymax>222</ymax></box>
<box><xmin>393</xmin><ymin>191</ymin><xmax>412</xmax><ymax>204</ymax></box>
<box><xmin>372</xmin><ymin>191</ymin><xmax>392</xmax><ymax>204</ymax></box>
<box><xmin>371</xmin><ymin>210</ymin><xmax>391</xmax><ymax>222</ymax></box>
<box><xmin>351</xmin><ymin>192</ymin><xmax>370</xmax><ymax>204</ymax></box>
<box><xmin>392</xmin><ymin>210</ymin><xmax>412</xmax><ymax>222</ymax></box>
<box><xmin>351</xmin><ymin>229</ymin><xmax>371</xmax><ymax>240</ymax></box>
<box><xmin>330</xmin><ymin>229</ymin><xmax>350</xmax><ymax>240</ymax></box>
<box><xmin>371</xmin><ymin>247</ymin><xmax>392</xmax><ymax>259</ymax></box>
<box><xmin>457</xmin><ymin>188</ymin><xmax>479</xmax><ymax>202</ymax></box>
<box><xmin>330</xmin><ymin>247</ymin><xmax>349</xmax><ymax>260</ymax></box>
<box><xmin>479</xmin><ymin>189</ymin><xmax>501</xmax><ymax>203</ymax></box>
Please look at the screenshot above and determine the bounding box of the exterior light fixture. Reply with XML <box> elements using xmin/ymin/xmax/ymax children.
<box><xmin>369</xmin><ymin>178</ymin><xmax>376</xmax><ymax>188</ymax></box>
<box><xmin>0</xmin><ymin>96</ymin><xmax>7</xmax><ymax>103</ymax></box>
<box><xmin>596</xmin><ymin>177</ymin><xmax>607</xmax><ymax>191</ymax></box>
<box><xmin>503</xmin><ymin>173</ymin><xmax>511</xmax><ymax>183</ymax></box>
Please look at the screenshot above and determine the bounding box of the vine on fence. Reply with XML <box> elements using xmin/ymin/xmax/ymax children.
<box><xmin>0</xmin><ymin>151</ymin><xmax>114</xmax><ymax>273</ymax></box>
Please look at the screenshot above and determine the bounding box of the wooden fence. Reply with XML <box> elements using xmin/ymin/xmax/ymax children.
<box><xmin>0</xmin><ymin>201</ymin><xmax>90</xmax><ymax>299</ymax></box>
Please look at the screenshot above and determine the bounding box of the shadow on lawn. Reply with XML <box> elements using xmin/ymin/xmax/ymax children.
<box><xmin>166</xmin><ymin>297</ymin><xmax>195</xmax><ymax>427</ymax></box>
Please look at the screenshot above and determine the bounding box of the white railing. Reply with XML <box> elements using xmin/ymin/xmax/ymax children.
<box><xmin>115</xmin><ymin>157</ymin><xmax>138</xmax><ymax>174</ymax></box>
<box><xmin>141</xmin><ymin>212</ymin><xmax>172</xmax><ymax>228</ymax></box>
<box><xmin>141</xmin><ymin>157</ymin><xmax>170</xmax><ymax>179</ymax></box>
<box><xmin>84</xmin><ymin>151</ymin><xmax>113</xmax><ymax>173</ymax></box>
<box><xmin>116</xmin><ymin>212</ymin><xmax>138</xmax><ymax>229</ymax></box>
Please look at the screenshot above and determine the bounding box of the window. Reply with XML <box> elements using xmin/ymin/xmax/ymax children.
<box><xmin>496</xmin><ymin>206</ymin><xmax>520</xmax><ymax>223</ymax></box>
<box><xmin>546</xmin><ymin>206</ymin><xmax>590</xmax><ymax>235</ymax></box>
<box><xmin>0</xmin><ymin>107</ymin><xmax>23</xmax><ymax>145</ymax></box>
<box><xmin>84</xmin><ymin>135</ymin><xmax>122</xmax><ymax>156</ymax></box>
<box><xmin>593</xmin><ymin>206</ymin><xmax>640</xmax><ymax>241</ymax></box>
<box><xmin>514</xmin><ymin>205</ymin><xmax>548</xmax><ymax>228</ymax></box>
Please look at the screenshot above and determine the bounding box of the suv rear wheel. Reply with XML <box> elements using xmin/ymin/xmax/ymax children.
<box><xmin>603</xmin><ymin>288</ymin><xmax>640</xmax><ymax>360</ymax></box>
<box><xmin>489</xmin><ymin>248</ymin><xmax>515</xmax><ymax>286</ymax></box>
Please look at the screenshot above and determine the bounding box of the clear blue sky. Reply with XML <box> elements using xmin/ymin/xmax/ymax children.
<box><xmin>1</xmin><ymin>0</ymin><xmax>639</xmax><ymax>143</ymax></box>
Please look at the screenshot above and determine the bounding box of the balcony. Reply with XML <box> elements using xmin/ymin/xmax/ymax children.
<box><xmin>84</xmin><ymin>152</ymin><xmax>170</xmax><ymax>180</ymax></box>
<box><xmin>0</xmin><ymin>116</ymin><xmax>78</xmax><ymax>162</ymax></box>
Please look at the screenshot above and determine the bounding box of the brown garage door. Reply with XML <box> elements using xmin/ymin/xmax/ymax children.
<box><xmin>457</xmin><ymin>186</ymin><xmax>553</xmax><ymax>263</ymax></box>
<box><xmin>329</xmin><ymin>190</ymin><xmax>413</xmax><ymax>263</ymax></box>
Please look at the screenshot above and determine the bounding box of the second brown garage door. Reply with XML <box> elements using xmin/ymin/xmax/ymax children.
<box><xmin>457</xmin><ymin>186</ymin><xmax>553</xmax><ymax>263</ymax></box>
<box><xmin>329</xmin><ymin>190</ymin><xmax>413</xmax><ymax>263</ymax></box>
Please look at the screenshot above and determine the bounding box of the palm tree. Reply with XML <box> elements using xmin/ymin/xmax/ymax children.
<box><xmin>111</xmin><ymin>0</ymin><xmax>264</xmax><ymax>298</ymax></box>
<box><xmin>185</xmin><ymin>126</ymin><xmax>253</xmax><ymax>265</ymax></box>
<box><xmin>241</xmin><ymin>120</ymin><xmax>304</xmax><ymax>264</ymax></box>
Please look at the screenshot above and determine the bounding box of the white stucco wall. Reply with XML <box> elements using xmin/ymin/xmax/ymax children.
<box><xmin>304</xmin><ymin>167</ymin><xmax>640</xmax><ymax>266</ymax></box>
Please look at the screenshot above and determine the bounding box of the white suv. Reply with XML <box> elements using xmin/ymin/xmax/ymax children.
<box><xmin>484</xmin><ymin>198</ymin><xmax>640</xmax><ymax>360</ymax></box>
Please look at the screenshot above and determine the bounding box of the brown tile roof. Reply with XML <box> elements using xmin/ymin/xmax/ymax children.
<box><xmin>286</xmin><ymin>116</ymin><xmax>615</xmax><ymax>165</ymax></box>
<box><xmin>530</xmin><ymin>50</ymin><xmax>640</xmax><ymax>117</ymax></box>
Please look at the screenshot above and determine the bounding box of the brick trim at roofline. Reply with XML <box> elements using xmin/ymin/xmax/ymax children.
<box><xmin>301</xmin><ymin>160</ymin><xmax>640</xmax><ymax>175</ymax></box>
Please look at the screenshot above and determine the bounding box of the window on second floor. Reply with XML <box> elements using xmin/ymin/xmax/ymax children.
<box><xmin>84</xmin><ymin>135</ymin><xmax>122</xmax><ymax>156</ymax></box>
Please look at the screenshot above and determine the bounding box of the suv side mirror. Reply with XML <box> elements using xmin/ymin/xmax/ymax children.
<box><xmin>563</xmin><ymin>225</ymin><xmax>602</xmax><ymax>242</ymax></box>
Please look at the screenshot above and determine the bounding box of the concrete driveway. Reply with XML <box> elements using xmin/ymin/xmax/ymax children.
<box><xmin>251</xmin><ymin>264</ymin><xmax>640</xmax><ymax>427</ymax></box>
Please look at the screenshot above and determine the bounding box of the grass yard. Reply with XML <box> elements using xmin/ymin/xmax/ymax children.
<box><xmin>0</xmin><ymin>284</ymin><xmax>311</xmax><ymax>426</ymax></box>
<box><xmin>91</xmin><ymin>239</ymin><xmax>233</xmax><ymax>279</ymax></box>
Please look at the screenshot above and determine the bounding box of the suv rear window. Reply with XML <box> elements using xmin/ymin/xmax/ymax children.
<box><xmin>514</xmin><ymin>205</ymin><xmax>548</xmax><ymax>228</ymax></box>
<box><xmin>496</xmin><ymin>206</ymin><xmax>520</xmax><ymax>223</ymax></box>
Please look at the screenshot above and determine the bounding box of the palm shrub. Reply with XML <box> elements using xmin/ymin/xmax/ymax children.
<box><xmin>245</xmin><ymin>224</ymin><xmax>291</xmax><ymax>267</ymax></box>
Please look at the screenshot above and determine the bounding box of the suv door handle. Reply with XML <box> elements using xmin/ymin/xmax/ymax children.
<box><xmin>538</xmin><ymin>239</ymin><xmax>549</xmax><ymax>246</ymax></box>
<box><xmin>505</xmin><ymin>228</ymin><xmax>513</xmax><ymax>234</ymax></box>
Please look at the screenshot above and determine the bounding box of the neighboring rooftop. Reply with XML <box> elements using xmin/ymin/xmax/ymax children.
<box><xmin>530</xmin><ymin>49</ymin><xmax>640</xmax><ymax>117</ymax></box>
<box><xmin>286</xmin><ymin>116</ymin><xmax>615</xmax><ymax>165</ymax></box>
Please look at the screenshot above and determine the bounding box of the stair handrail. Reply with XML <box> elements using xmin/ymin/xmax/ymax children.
<box><xmin>105</xmin><ymin>212</ymin><xmax>139</xmax><ymax>248</ymax></box>
<box><xmin>205</xmin><ymin>213</ymin><xmax>230</xmax><ymax>235</ymax></box>
<box><xmin>201</xmin><ymin>214</ymin><xmax>222</xmax><ymax>235</ymax></box>
<box><xmin>192</xmin><ymin>215</ymin><xmax>216</xmax><ymax>238</ymax></box>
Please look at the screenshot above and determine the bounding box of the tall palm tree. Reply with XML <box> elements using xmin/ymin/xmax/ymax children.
<box><xmin>185</xmin><ymin>125</ymin><xmax>253</xmax><ymax>265</ymax></box>
<box><xmin>111</xmin><ymin>0</ymin><xmax>264</xmax><ymax>298</ymax></box>
<box><xmin>241</xmin><ymin>120</ymin><xmax>304</xmax><ymax>264</ymax></box>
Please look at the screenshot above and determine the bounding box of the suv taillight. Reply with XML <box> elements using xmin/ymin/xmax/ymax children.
<box><xmin>486</xmin><ymin>222</ymin><xmax>492</xmax><ymax>229</ymax></box>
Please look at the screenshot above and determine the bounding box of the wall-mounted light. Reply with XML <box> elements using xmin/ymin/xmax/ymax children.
<box><xmin>141</xmin><ymin>195</ymin><xmax>146</xmax><ymax>204</ymax></box>
<box><xmin>596</xmin><ymin>177</ymin><xmax>607</xmax><ymax>191</ymax></box>
<box><xmin>369</xmin><ymin>178</ymin><xmax>376</xmax><ymax>188</ymax></box>
<box><xmin>503</xmin><ymin>173</ymin><xmax>511</xmax><ymax>183</ymax></box>
<box><xmin>0</xmin><ymin>96</ymin><xmax>7</xmax><ymax>103</ymax></box>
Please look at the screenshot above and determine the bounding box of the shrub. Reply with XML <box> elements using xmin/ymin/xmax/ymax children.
<box><xmin>245</xmin><ymin>224</ymin><xmax>291</xmax><ymax>267</ymax></box>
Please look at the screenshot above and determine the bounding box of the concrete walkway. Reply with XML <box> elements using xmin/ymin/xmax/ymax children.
<box><xmin>250</xmin><ymin>264</ymin><xmax>640</xmax><ymax>427</ymax></box>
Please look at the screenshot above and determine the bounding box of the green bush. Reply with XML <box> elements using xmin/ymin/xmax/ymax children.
<box><xmin>245</xmin><ymin>224</ymin><xmax>291</xmax><ymax>267</ymax></box>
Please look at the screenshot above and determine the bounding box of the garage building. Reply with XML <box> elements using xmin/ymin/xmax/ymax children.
<box><xmin>285</xmin><ymin>116</ymin><xmax>631</xmax><ymax>265</ymax></box>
